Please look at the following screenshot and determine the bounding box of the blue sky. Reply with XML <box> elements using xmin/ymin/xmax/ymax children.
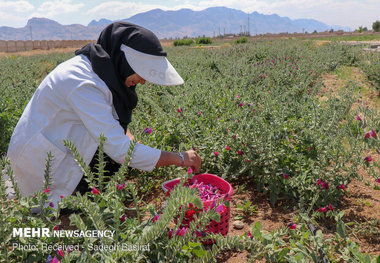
<box><xmin>0</xmin><ymin>0</ymin><xmax>379</xmax><ymax>29</ymax></box>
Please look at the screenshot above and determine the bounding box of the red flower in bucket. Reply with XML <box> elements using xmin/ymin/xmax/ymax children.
<box><xmin>162</xmin><ymin>174</ymin><xmax>233</xmax><ymax>243</ymax></box>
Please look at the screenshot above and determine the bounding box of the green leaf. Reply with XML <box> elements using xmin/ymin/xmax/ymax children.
<box><xmin>278</xmin><ymin>248</ymin><xmax>289</xmax><ymax>259</ymax></box>
<box><xmin>210</xmin><ymin>212</ymin><xmax>221</xmax><ymax>222</ymax></box>
<box><xmin>98</xmin><ymin>199</ymin><xmax>106</xmax><ymax>208</ymax></box>
<box><xmin>193</xmin><ymin>198</ymin><xmax>203</xmax><ymax>209</ymax></box>
<box><xmin>193</xmin><ymin>247</ymin><xmax>206</xmax><ymax>258</ymax></box>
<box><xmin>270</xmin><ymin>191</ymin><xmax>278</xmax><ymax>206</ymax></box>
<box><xmin>188</xmin><ymin>242</ymin><xmax>202</xmax><ymax>248</ymax></box>
<box><xmin>336</xmin><ymin>221</ymin><xmax>346</xmax><ymax>238</ymax></box>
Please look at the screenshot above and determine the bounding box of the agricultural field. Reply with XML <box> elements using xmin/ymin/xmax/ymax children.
<box><xmin>0</xmin><ymin>38</ymin><xmax>379</xmax><ymax>262</ymax></box>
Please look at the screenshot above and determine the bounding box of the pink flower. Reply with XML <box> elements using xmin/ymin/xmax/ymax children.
<box><xmin>371</xmin><ymin>130</ymin><xmax>377</xmax><ymax>138</ymax></box>
<box><xmin>59</xmin><ymin>195</ymin><xmax>64</xmax><ymax>199</ymax></box>
<box><xmin>321</xmin><ymin>182</ymin><xmax>329</xmax><ymax>189</ymax></box>
<box><xmin>176</xmin><ymin>227</ymin><xmax>188</xmax><ymax>236</ymax></box>
<box><xmin>66</xmin><ymin>247</ymin><xmax>71</xmax><ymax>254</ymax></box>
<box><xmin>236</xmin><ymin>95</ymin><xmax>240</xmax><ymax>99</ymax></box>
<box><xmin>120</xmin><ymin>214</ymin><xmax>127</xmax><ymax>222</ymax></box>
<box><xmin>216</xmin><ymin>204</ymin><xmax>224</xmax><ymax>213</ymax></box>
<box><xmin>356</xmin><ymin>115</ymin><xmax>362</xmax><ymax>121</ymax></box>
<box><xmin>153</xmin><ymin>214</ymin><xmax>160</xmax><ymax>223</ymax></box>
<box><xmin>91</xmin><ymin>187</ymin><xmax>100</xmax><ymax>195</ymax></box>
<box><xmin>214</xmin><ymin>151</ymin><xmax>219</xmax><ymax>157</ymax></box>
<box><xmin>177</xmin><ymin>108</ymin><xmax>183</xmax><ymax>113</ymax></box>
<box><xmin>239</xmin><ymin>102</ymin><xmax>244</xmax><ymax>107</ymax></box>
<box><xmin>233</xmin><ymin>135</ymin><xmax>237</xmax><ymax>139</ymax></box>
<box><xmin>237</xmin><ymin>150</ymin><xmax>244</xmax><ymax>155</ymax></box>
<box><xmin>336</xmin><ymin>184</ymin><xmax>346</xmax><ymax>190</ymax></box>
<box><xmin>376</xmin><ymin>178</ymin><xmax>380</xmax><ymax>183</ymax></box>
<box><xmin>53</xmin><ymin>225</ymin><xmax>59</xmax><ymax>231</ymax></box>
<box><xmin>143</xmin><ymin>127</ymin><xmax>153</xmax><ymax>134</ymax></box>
<box><xmin>245</xmin><ymin>159</ymin><xmax>251</xmax><ymax>162</ymax></box>
<box><xmin>187</xmin><ymin>167</ymin><xmax>193</xmax><ymax>174</ymax></box>
<box><xmin>283</xmin><ymin>173</ymin><xmax>289</xmax><ymax>179</ymax></box>
<box><xmin>49</xmin><ymin>202</ymin><xmax>54</xmax><ymax>208</ymax></box>
<box><xmin>316</xmin><ymin>179</ymin><xmax>322</xmax><ymax>185</ymax></box>
<box><xmin>247</xmin><ymin>231</ymin><xmax>253</xmax><ymax>239</ymax></box>
<box><xmin>318</xmin><ymin>207</ymin><xmax>327</xmax><ymax>213</ymax></box>
<box><xmin>328</xmin><ymin>204</ymin><xmax>334</xmax><ymax>211</ymax></box>
<box><xmin>57</xmin><ymin>248</ymin><xmax>64</xmax><ymax>258</ymax></box>
<box><xmin>288</xmin><ymin>223</ymin><xmax>297</xmax><ymax>229</ymax></box>
<box><xmin>44</xmin><ymin>186</ymin><xmax>50</xmax><ymax>193</ymax></box>
<box><xmin>51</xmin><ymin>257</ymin><xmax>59</xmax><ymax>263</ymax></box>
<box><xmin>364</xmin><ymin>156</ymin><xmax>372</xmax><ymax>162</ymax></box>
<box><xmin>226</xmin><ymin>145</ymin><xmax>230</xmax><ymax>150</ymax></box>
<box><xmin>364</xmin><ymin>133</ymin><xmax>371</xmax><ymax>139</ymax></box>
<box><xmin>168</xmin><ymin>229</ymin><xmax>173</xmax><ymax>239</ymax></box>
<box><xmin>198</xmin><ymin>111</ymin><xmax>202</xmax><ymax>115</ymax></box>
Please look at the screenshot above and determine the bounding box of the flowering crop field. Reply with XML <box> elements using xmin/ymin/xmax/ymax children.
<box><xmin>0</xmin><ymin>39</ymin><xmax>379</xmax><ymax>262</ymax></box>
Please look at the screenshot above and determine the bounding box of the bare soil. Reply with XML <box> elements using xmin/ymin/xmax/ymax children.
<box><xmin>0</xmin><ymin>48</ymin><xmax>77</xmax><ymax>57</ymax></box>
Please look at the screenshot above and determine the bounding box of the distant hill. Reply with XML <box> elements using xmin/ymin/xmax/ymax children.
<box><xmin>0</xmin><ymin>7</ymin><xmax>350</xmax><ymax>40</ymax></box>
<box><xmin>0</xmin><ymin>18</ymin><xmax>103</xmax><ymax>41</ymax></box>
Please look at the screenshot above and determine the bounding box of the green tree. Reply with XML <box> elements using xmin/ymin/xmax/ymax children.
<box><xmin>372</xmin><ymin>20</ymin><xmax>380</xmax><ymax>32</ymax></box>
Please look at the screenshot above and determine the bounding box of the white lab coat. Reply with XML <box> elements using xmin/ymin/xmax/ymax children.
<box><xmin>7</xmin><ymin>54</ymin><xmax>161</xmax><ymax>208</ymax></box>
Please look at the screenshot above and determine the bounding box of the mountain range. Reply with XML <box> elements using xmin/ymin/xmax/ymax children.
<box><xmin>0</xmin><ymin>7</ymin><xmax>350</xmax><ymax>41</ymax></box>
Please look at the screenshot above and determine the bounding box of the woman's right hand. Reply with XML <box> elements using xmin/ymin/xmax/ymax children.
<box><xmin>155</xmin><ymin>150</ymin><xmax>202</xmax><ymax>173</ymax></box>
<box><xmin>182</xmin><ymin>150</ymin><xmax>202</xmax><ymax>173</ymax></box>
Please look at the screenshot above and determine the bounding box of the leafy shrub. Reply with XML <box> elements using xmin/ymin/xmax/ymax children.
<box><xmin>234</xmin><ymin>36</ymin><xmax>248</xmax><ymax>44</ymax></box>
<box><xmin>372</xmin><ymin>20</ymin><xmax>380</xmax><ymax>32</ymax></box>
<box><xmin>196</xmin><ymin>37</ymin><xmax>212</xmax><ymax>45</ymax></box>
<box><xmin>359</xmin><ymin>52</ymin><xmax>380</xmax><ymax>90</ymax></box>
<box><xmin>173</xmin><ymin>39</ymin><xmax>194</xmax><ymax>46</ymax></box>
<box><xmin>0</xmin><ymin>135</ymin><xmax>242</xmax><ymax>262</ymax></box>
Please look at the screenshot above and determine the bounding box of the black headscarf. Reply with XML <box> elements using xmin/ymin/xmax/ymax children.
<box><xmin>75</xmin><ymin>21</ymin><xmax>166</xmax><ymax>132</ymax></box>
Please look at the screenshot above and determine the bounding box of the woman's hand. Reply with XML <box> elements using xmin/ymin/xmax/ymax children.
<box><xmin>126</xmin><ymin>128</ymin><xmax>134</xmax><ymax>141</ymax></box>
<box><xmin>155</xmin><ymin>150</ymin><xmax>202</xmax><ymax>173</ymax></box>
<box><xmin>182</xmin><ymin>150</ymin><xmax>202</xmax><ymax>173</ymax></box>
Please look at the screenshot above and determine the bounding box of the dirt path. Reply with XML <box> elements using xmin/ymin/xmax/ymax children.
<box><xmin>0</xmin><ymin>48</ymin><xmax>78</xmax><ymax>57</ymax></box>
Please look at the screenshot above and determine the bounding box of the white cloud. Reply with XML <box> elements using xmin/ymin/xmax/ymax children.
<box><xmin>0</xmin><ymin>0</ymin><xmax>35</xmax><ymax>27</ymax></box>
<box><xmin>31</xmin><ymin>0</ymin><xmax>84</xmax><ymax>19</ymax></box>
<box><xmin>0</xmin><ymin>0</ymin><xmax>34</xmax><ymax>13</ymax></box>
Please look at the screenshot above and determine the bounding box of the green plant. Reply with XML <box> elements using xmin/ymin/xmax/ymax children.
<box><xmin>1</xmin><ymin>135</ymin><xmax>243</xmax><ymax>262</ymax></box>
<box><xmin>173</xmin><ymin>39</ymin><xmax>194</xmax><ymax>46</ymax></box>
<box><xmin>196</xmin><ymin>37</ymin><xmax>212</xmax><ymax>45</ymax></box>
<box><xmin>236</xmin><ymin>201</ymin><xmax>258</xmax><ymax>217</ymax></box>
<box><xmin>2</xmin><ymin>39</ymin><xmax>380</xmax><ymax>260</ymax></box>
<box><xmin>372</xmin><ymin>20</ymin><xmax>380</xmax><ymax>32</ymax></box>
<box><xmin>235</xmin><ymin>36</ymin><xmax>248</xmax><ymax>44</ymax></box>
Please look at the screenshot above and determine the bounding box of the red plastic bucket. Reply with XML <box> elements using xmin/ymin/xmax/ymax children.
<box><xmin>162</xmin><ymin>173</ymin><xmax>233</xmax><ymax>241</ymax></box>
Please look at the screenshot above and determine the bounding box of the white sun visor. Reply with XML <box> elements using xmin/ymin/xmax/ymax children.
<box><xmin>120</xmin><ymin>44</ymin><xmax>184</xmax><ymax>86</ymax></box>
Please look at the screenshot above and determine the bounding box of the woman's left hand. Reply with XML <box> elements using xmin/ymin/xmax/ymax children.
<box><xmin>126</xmin><ymin>128</ymin><xmax>134</xmax><ymax>141</ymax></box>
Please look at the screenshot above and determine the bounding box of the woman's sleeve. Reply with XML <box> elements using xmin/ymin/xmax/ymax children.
<box><xmin>67</xmin><ymin>83</ymin><xmax>161</xmax><ymax>172</ymax></box>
